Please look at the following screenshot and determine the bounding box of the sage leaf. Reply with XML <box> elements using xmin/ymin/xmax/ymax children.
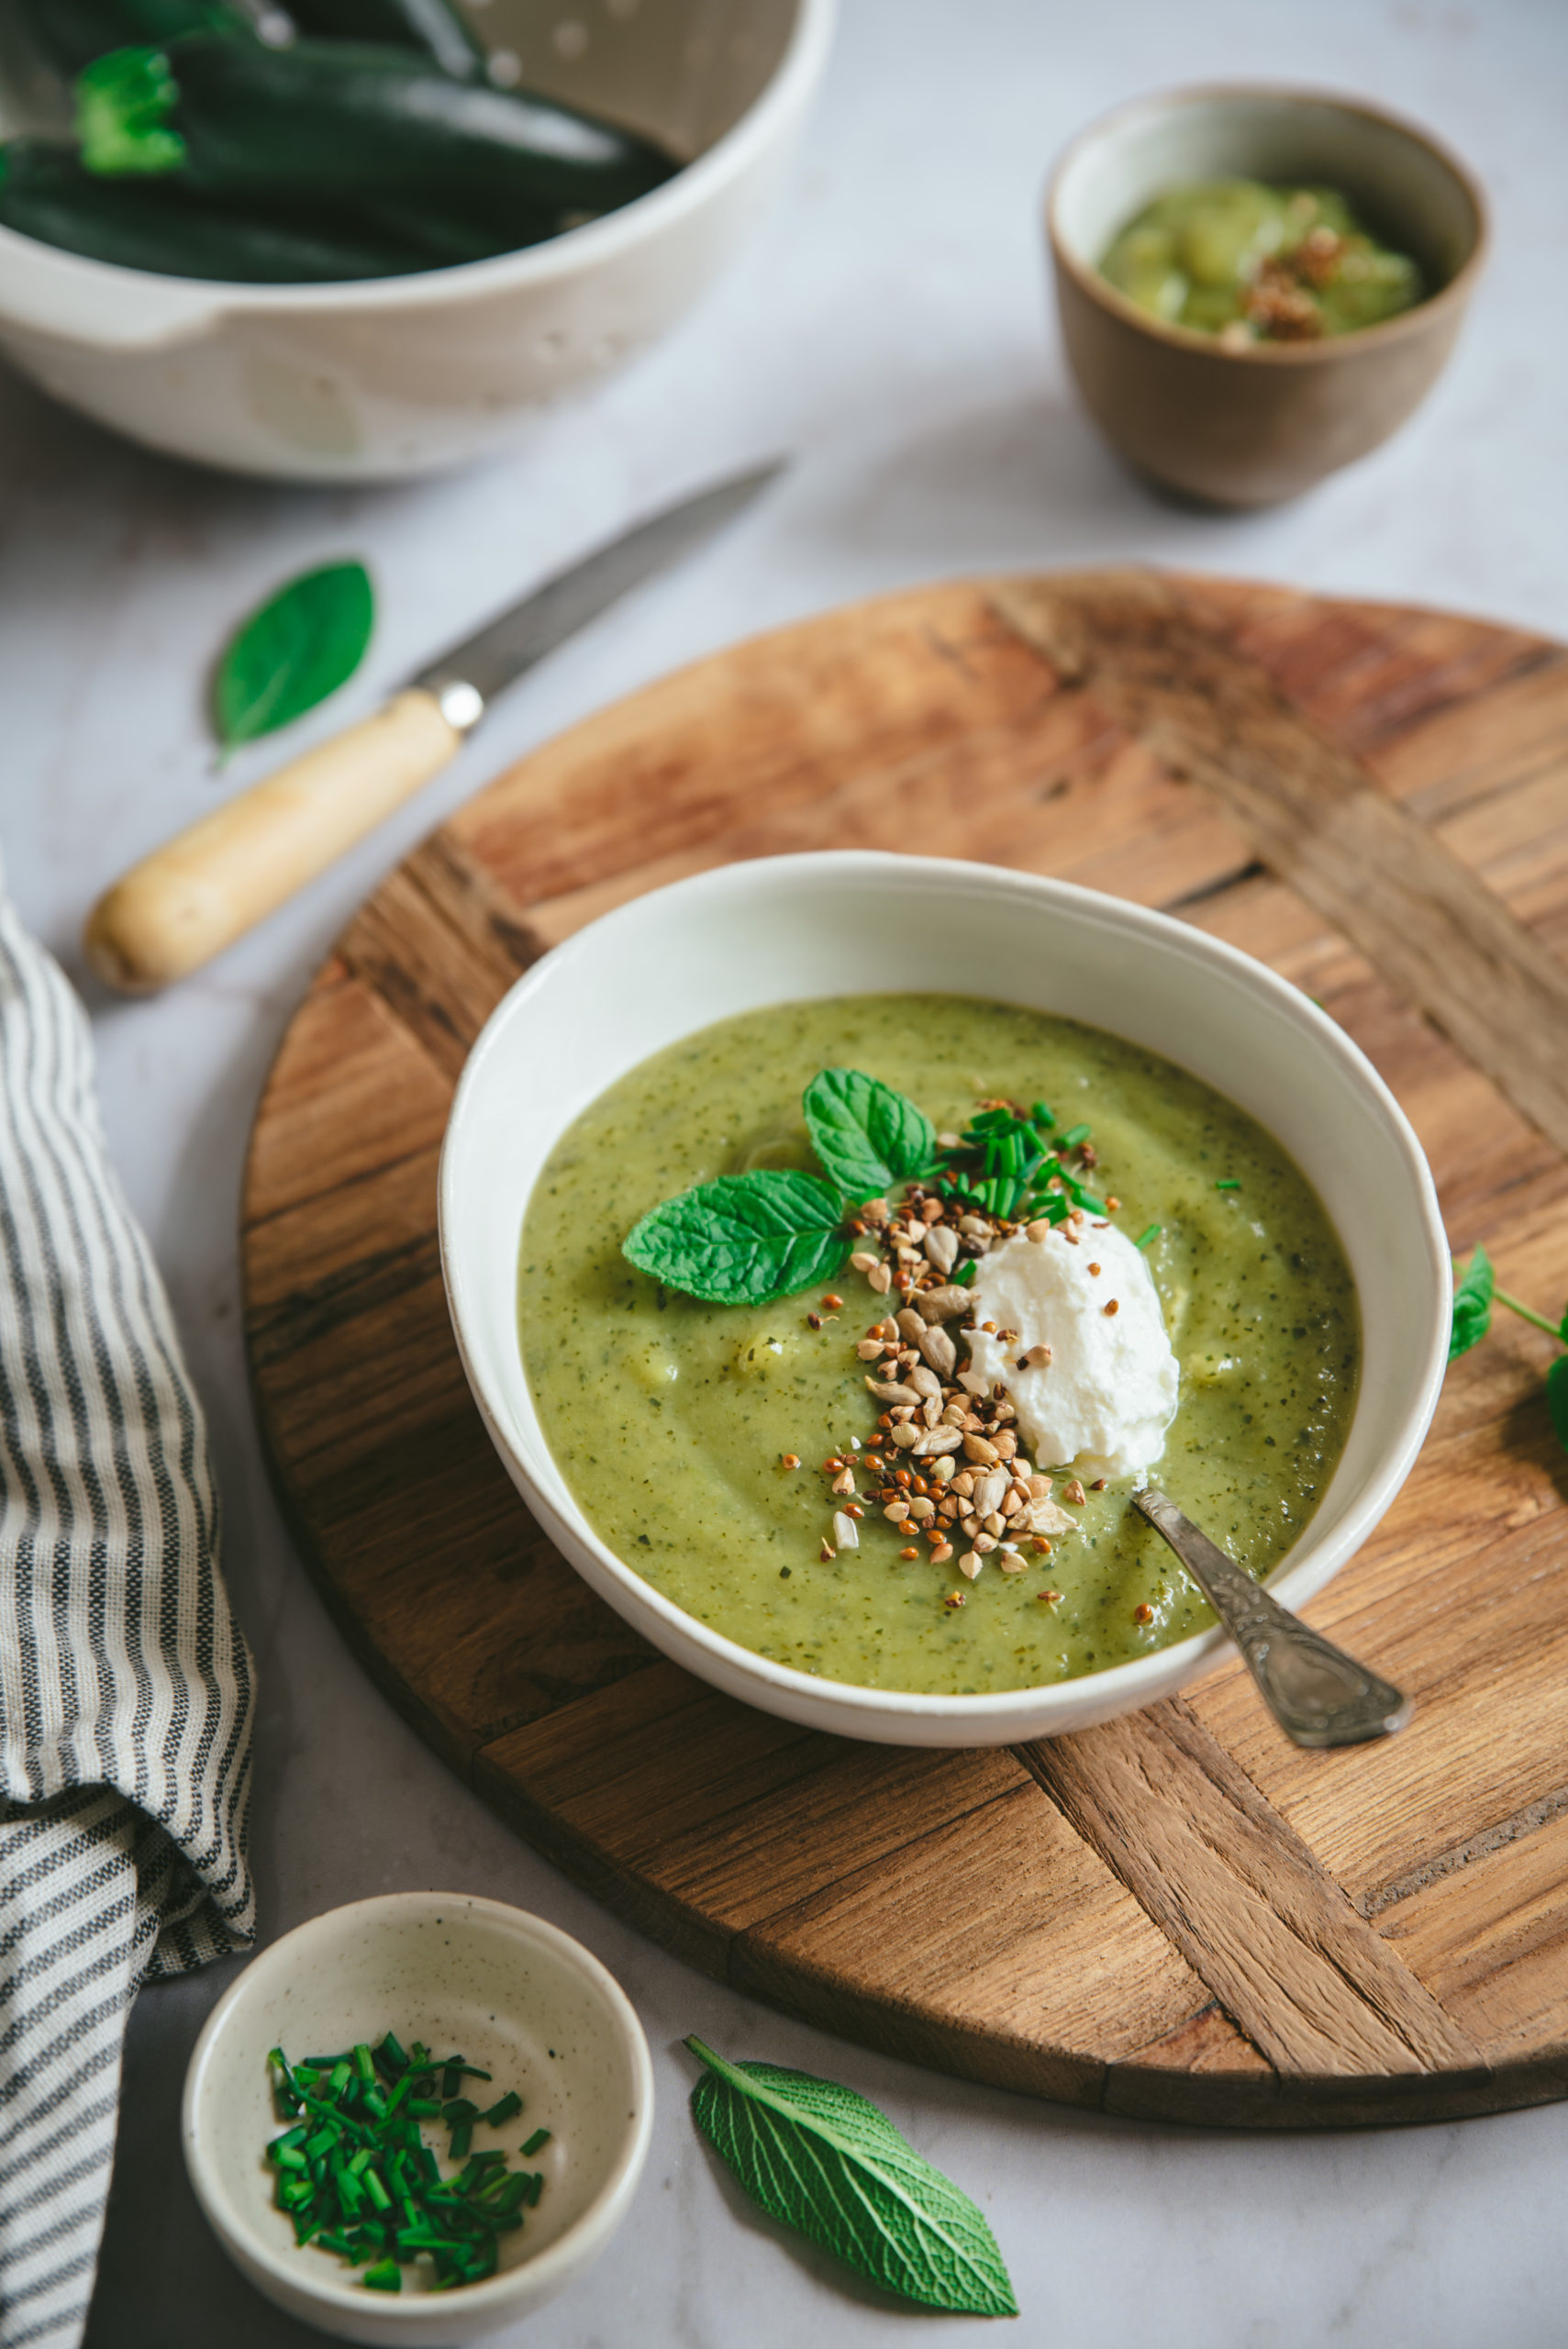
<box><xmin>1547</xmin><ymin>1356</ymin><xmax>1568</xmax><ymax>1460</ymax></box>
<box><xmin>1449</xmin><ymin>1243</ymin><xmax>1494</xmax><ymax>1361</ymax></box>
<box><xmin>624</xmin><ymin>1173</ymin><xmax>848</xmax><ymax>1305</ymax></box>
<box><xmin>803</xmin><ymin>1069</ymin><xmax>937</xmax><ymax>1202</ymax></box>
<box><xmin>686</xmin><ymin>2038</ymin><xmax>1017</xmax><ymax>2319</ymax></box>
<box><xmin>213</xmin><ymin>559</ymin><xmax>374</xmax><ymax>749</ymax></box>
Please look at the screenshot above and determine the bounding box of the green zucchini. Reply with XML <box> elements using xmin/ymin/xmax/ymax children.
<box><xmin>0</xmin><ymin>138</ymin><xmax>510</xmax><ymax>279</ymax></box>
<box><xmin>77</xmin><ymin>35</ymin><xmax>679</xmax><ymax>227</ymax></box>
<box><xmin>285</xmin><ymin>0</ymin><xmax>488</xmax><ymax>82</ymax></box>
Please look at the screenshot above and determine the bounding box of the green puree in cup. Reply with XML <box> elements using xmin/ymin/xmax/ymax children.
<box><xmin>519</xmin><ymin>996</ymin><xmax>1360</xmax><ymax>1698</ymax></box>
<box><xmin>1099</xmin><ymin>180</ymin><xmax>1423</xmax><ymax>341</ymax></box>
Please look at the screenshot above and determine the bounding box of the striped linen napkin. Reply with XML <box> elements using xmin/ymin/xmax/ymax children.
<box><xmin>0</xmin><ymin>875</ymin><xmax>255</xmax><ymax>2347</ymax></box>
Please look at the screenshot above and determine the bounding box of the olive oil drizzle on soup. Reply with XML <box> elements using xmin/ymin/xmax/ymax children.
<box><xmin>519</xmin><ymin>996</ymin><xmax>1360</xmax><ymax>1698</ymax></box>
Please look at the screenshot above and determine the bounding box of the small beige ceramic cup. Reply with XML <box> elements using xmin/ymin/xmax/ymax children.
<box><xmin>183</xmin><ymin>1894</ymin><xmax>653</xmax><ymax>2345</ymax></box>
<box><xmin>1046</xmin><ymin>84</ymin><xmax>1487</xmax><ymax>506</ymax></box>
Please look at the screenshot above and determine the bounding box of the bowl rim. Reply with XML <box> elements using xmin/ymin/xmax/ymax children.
<box><xmin>0</xmin><ymin>0</ymin><xmax>837</xmax><ymax>318</ymax></box>
<box><xmin>181</xmin><ymin>1890</ymin><xmax>655</xmax><ymax>2321</ymax></box>
<box><xmin>439</xmin><ymin>848</ymin><xmax>1451</xmax><ymax>1736</ymax></box>
<box><xmin>1045</xmin><ymin>79</ymin><xmax>1490</xmax><ymax>366</ymax></box>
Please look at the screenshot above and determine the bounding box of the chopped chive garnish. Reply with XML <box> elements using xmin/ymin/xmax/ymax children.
<box><xmin>1060</xmin><ymin>1122</ymin><xmax>1091</xmax><ymax>1149</ymax></box>
<box><xmin>1134</xmin><ymin>1224</ymin><xmax>1162</xmax><ymax>1250</ymax></box>
<box><xmin>521</xmin><ymin>2128</ymin><xmax>551</xmax><ymax>2157</ymax></box>
<box><xmin>1031</xmin><ymin>1101</ymin><xmax>1055</xmax><ymax>1128</ymax></box>
<box><xmin>1215</xmin><ymin>1178</ymin><xmax>1240</xmax><ymax>1190</ymax></box>
<box><xmin>265</xmin><ymin>2037</ymin><xmax>545</xmax><ymax>2296</ymax></box>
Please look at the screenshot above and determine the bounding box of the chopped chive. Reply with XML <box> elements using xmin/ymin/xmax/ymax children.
<box><xmin>1215</xmin><ymin>1178</ymin><xmax>1240</xmax><ymax>1190</ymax></box>
<box><xmin>1134</xmin><ymin>1224</ymin><xmax>1162</xmax><ymax>1250</ymax></box>
<box><xmin>1060</xmin><ymin>1122</ymin><xmax>1091</xmax><ymax>1148</ymax></box>
<box><xmin>1031</xmin><ymin>1101</ymin><xmax>1055</xmax><ymax>1128</ymax></box>
<box><xmin>441</xmin><ymin>2065</ymin><xmax>461</xmax><ymax>2099</ymax></box>
<box><xmin>267</xmin><ymin>2036</ymin><xmax>541</xmax><ymax>2295</ymax></box>
<box><xmin>520</xmin><ymin>2128</ymin><xmax>551</xmax><ymax>2157</ymax></box>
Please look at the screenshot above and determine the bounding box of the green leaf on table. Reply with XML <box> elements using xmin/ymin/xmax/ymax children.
<box><xmin>802</xmin><ymin>1069</ymin><xmax>937</xmax><ymax>1202</ymax></box>
<box><xmin>686</xmin><ymin>2038</ymin><xmax>1016</xmax><ymax>2318</ymax></box>
<box><xmin>624</xmin><ymin>1172</ymin><xmax>848</xmax><ymax>1305</ymax></box>
<box><xmin>213</xmin><ymin>560</ymin><xmax>375</xmax><ymax>750</ymax></box>
<box><xmin>1547</xmin><ymin>1356</ymin><xmax>1568</xmax><ymax>1460</ymax></box>
<box><xmin>1449</xmin><ymin>1243</ymin><xmax>1494</xmax><ymax>1361</ymax></box>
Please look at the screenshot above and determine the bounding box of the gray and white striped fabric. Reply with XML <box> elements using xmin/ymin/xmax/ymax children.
<box><xmin>0</xmin><ymin>875</ymin><xmax>255</xmax><ymax>2347</ymax></box>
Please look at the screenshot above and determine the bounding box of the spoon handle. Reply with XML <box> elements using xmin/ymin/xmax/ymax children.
<box><xmin>1133</xmin><ymin>1489</ymin><xmax>1412</xmax><ymax>1749</ymax></box>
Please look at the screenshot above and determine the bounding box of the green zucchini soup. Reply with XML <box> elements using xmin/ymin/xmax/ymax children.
<box><xmin>518</xmin><ymin>996</ymin><xmax>1360</xmax><ymax>1698</ymax></box>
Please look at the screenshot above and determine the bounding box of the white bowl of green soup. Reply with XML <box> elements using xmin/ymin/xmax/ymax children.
<box><xmin>439</xmin><ymin>852</ymin><xmax>1448</xmax><ymax>1747</ymax></box>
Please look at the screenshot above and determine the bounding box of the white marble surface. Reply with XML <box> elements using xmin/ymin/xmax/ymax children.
<box><xmin>1</xmin><ymin>0</ymin><xmax>1564</xmax><ymax>2340</ymax></box>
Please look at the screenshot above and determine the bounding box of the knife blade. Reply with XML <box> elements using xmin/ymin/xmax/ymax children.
<box><xmin>413</xmin><ymin>461</ymin><xmax>784</xmax><ymax>724</ymax></box>
<box><xmin>83</xmin><ymin>461</ymin><xmax>784</xmax><ymax>995</ymax></box>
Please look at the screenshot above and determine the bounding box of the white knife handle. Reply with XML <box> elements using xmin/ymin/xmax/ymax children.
<box><xmin>83</xmin><ymin>688</ymin><xmax>463</xmax><ymax>994</ymax></box>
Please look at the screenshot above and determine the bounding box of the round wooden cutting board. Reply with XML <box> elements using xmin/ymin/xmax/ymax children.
<box><xmin>243</xmin><ymin>570</ymin><xmax>1568</xmax><ymax>2128</ymax></box>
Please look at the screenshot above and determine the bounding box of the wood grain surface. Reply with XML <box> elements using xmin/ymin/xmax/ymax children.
<box><xmin>242</xmin><ymin>570</ymin><xmax>1568</xmax><ymax>2126</ymax></box>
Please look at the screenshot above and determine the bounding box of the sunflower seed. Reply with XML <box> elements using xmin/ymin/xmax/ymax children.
<box><xmin>910</xmin><ymin>1426</ymin><xmax>963</xmax><ymax>1456</ymax></box>
<box><xmin>917</xmin><ymin>1324</ymin><xmax>957</xmax><ymax>1378</ymax></box>
<box><xmin>923</xmin><ymin>1225</ymin><xmax>960</xmax><ymax>1275</ymax></box>
<box><xmin>832</xmin><ymin>1510</ymin><xmax>859</xmax><ymax>1550</ymax></box>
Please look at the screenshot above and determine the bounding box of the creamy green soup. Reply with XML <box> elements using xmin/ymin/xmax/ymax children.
<box><xmin>519</xmin><ymin>996</ymin><xmax>1359</xmax><ymax>1697</ymax></box>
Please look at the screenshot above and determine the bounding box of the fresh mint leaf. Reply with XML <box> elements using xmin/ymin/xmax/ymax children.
<box><xmin>624</xmin><ymin>1173</ymin><xmax>847</xmax><ymax>1305</ymax></box>
<box><xmin>1449</xmin><ymin>1243</ymin><xmax>1494</xmax><ymax>1361</ymax></box>
<box><xmin>213</xmin><ymin>560</ymin><xmax>374</xmax><ymax>750</ymax></box>
<box><xmin>803</xmin><ymin>1069</ymin><xmax>936</xmax><ymax>1202</ymax></box>
<box><xmin>686</xmin><ymin>2039</ymin><xmax>1016</xmax><ymax>2318</ymax></box>
<box><xmin>1547</xmin><ymin>1356</ymin><xmax>1568</xmax><ymax>1460</ymax></box>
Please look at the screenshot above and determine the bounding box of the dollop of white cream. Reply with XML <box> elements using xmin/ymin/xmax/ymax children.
<box><xmin>964</xmin><ymin>1221</ymin><xmax>1179</xmax><ymax>1480</ymax></box>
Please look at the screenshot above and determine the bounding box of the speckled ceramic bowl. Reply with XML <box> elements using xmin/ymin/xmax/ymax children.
<box><xmin>183</xmin><ymin>1894</ymin><xmax>653</xmax><ymax>2345</ymax></box>
<box><xmin>1047</xmin><ymin>84</ymin><xmax>1487</xmax><ymax>505</ymax></box>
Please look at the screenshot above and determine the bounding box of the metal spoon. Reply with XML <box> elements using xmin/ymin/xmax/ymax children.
<box><xmin>1133</xmin><ymin>1488</ymin><xmax>1411</xmax><ymax>1749</ymax></box>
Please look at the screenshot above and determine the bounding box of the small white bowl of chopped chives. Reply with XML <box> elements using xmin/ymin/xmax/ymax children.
<box><xmin>182</xmin><ymin>1893</ymin><xmax>653</xmax><ymax>2344</ymax></box>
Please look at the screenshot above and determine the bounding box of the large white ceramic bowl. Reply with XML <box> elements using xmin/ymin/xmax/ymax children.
<box><xmin>439</xmin><ymin>852</ymin><xmax>1449</xmax><ymax>1747</ymax></box>
<box><xmin>183</xmin><ymin>1893</ymin><xmax>653</xmax><ymax>2345</ymax></box>
<box><xmin>0</xmin><ymin>0</ymin><xmax>833</xmax><ymax>480</ymax></box>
